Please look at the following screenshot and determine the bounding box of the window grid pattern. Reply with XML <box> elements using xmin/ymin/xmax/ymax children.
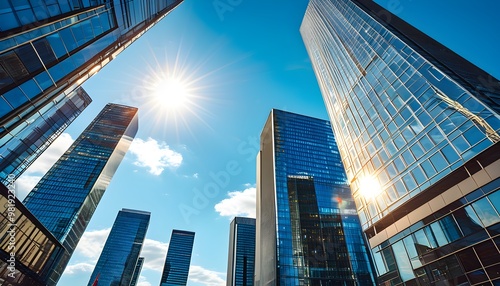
<box><xmin>87</xmin><ymin>209</ymin><xmax>150</xmax><ymax>286</ymax></box>
<box><xmin>371</xmin><ymin>178</ymin><xmax>500</xmax><ymax>285</ymax></box>
<box><xmin>0</xmin><ymin>87</ymin><xmax>91</xmax><ymax>184</ymax></box>
<box><xmin>160</xmin><ymin>230</ymin><xmax>195</xmax><ymax>286</ymax></box>
<box><xmin>0</xmin><ymin>0</ymin><xmax>107</xmax><ymax>32</ymax></box>
<box><xmin>22</xmin><ymin>103</ymin><xmax>138</xmax><ymax>284</ymax></box>
<box><xmin>228</xmin><ymin>217</ymin><xmax>255</xmax><ymax>286</ymax></box>
<box><xmin>0</xmin><ymin>185</ymin><xmax>62</xmax><ymax>285</ymax></box>
<box><xmin>272</xmin><ymin>109</ymin><xmax>375</xmax><ymax>285</ymax></box>
<box><xmin>300</xmin><ymin>0</ymin><xmax>500</xmax><ymax>230</ymax></box>
<box><xmin>0</xmin><ymin>6</ymin><xmax>114</xmax><ymax>116</ymax></box>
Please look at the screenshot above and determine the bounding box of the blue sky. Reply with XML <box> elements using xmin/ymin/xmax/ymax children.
<box><xmin>16</xmin><ymin>0</ymin><xmax>500</xmax><ymax>285</ymax></box>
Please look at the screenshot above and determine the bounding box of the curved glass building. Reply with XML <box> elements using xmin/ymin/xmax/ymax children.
<box><xmin>301</xmin><ymin>0</ymin><xmax>500</xmax><ymax>284</ymax></box>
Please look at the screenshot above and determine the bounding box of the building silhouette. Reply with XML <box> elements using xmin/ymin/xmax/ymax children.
<box><xmin>226</xmin><ymin>217</ymin><xmax>255</xmax><ymax>286</ymax></box>
<box><xmin>87</xmin><ymin>209</ymin><xmax>150</xmax><ymax>286</ymax></box>
<box><xmin>0</xmin><ymin>0</ymin><xmax>183</xmax><ymax>183</ymax></box>
<box><xmin>256</xmin><ymin>109</ymin><xmax>376</xmax><ymax>285</ymax></box>
<box><xmin>301</xmin><ymin>0</ymin><xmax>500</xmax><ymax>284</ymax></box>
<box><xmin>160</xmin><ymin>229</ymin><xmax>195</xmax><ymax>286</ymax></box>
<box><xmin>23</xmin><ymin>103</ymin><xmax>138</xmax><ymax>284</ymax></box>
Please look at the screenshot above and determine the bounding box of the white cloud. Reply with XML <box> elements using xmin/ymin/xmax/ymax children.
<box><xmin>26</xmin><ymin>133</ymin><xmax>74</xmax><ymax>173</ymax></box>
<box><xmin>14</xmin><ymin>175</ymin><xmax>42</xmax><ymax>200</ymax></box>
<box><xmin>189</xmin><ymin>265</ymin><xmax>225</xmax><ymax>286</ymax></box>
<box><xmin>140</xmin><ymin>239</ymin><xmax>169</xmax><ymax>272</ymax></box>
<box><xmin>64</xmin><ymin>262</ymin><xmax>95</xmax><ymax>275</ymax></box>
<box><xmin>128</xmin><ymin>137</ymin><xmax>183</xmax><ymax>175</ymax></box>
<box><xmin>214</xmin><ymin>186</ymin><xmax>256</xmax><ymax>219</ymax></box>
<box><xmin>15</xmin><ymin>133</ymin><xmax>74</xmax><ymax>199</ymax></box>
<box><xmin>74</xmin><ymin>228</ymin><xmax>111</xmax><ymax>259</ymax></box>
<box><xmin>137</xmin><ymin>276</ymin><xmax>152</xmax><ymax>286</ymax></box>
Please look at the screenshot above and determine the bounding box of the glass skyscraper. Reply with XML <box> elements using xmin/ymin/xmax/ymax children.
<box><xmin>22</xmin><ymin>103</ymin><xmax>138</xmax><ymax>285</ymax></box>
<box><xmin>130</xmin><ymin>257</ymin><xmax>145</xmax><ymax>286</ymax></box>
<box><xmin>0</xmin><ymin>86</ymin><xmax>91</xmax><ymax>185</ymax></box>
<box><xmin>0</xmin><ymin>0</ymin><xmax>182</xmax><ymax>183</ymax></box>
<box><xmin>256</xmin><ymin>109</ymin><xmax>375</xmax><ymax>285</ymax></box>
<box><xmin>160</xmin><ymin>229</ymin><xmax>195</xmax><ymax>286</ymax></box>
<box><xmin>226</xmin><ymin>217</ymin><xmax>255</xmax><ymax>286</ymax></box>
<box><xmin>87</xmin><ymin>209</ymin><xmax>150</xmax><ymax>286</ymax></box>
<box><xmin>301</xmin><ymin>0</ymin><xmax>500</xmax><ymax>284</ymax></box>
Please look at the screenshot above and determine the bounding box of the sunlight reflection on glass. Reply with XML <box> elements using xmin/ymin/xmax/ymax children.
<box><xmin>358</xmin><ymin>175</ymin><xmax>382</xmax><ymax>199</ymax></box>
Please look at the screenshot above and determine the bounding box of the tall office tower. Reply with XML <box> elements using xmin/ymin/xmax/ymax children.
<box><xmin>0</xmin><ymin>0</ymin><xmax>182</xmax><ymax>182</ymax></box>
<box><xmin>226</xmin><ymin>217</ymin><xmax>256</xmax><ymax>286</ymax></box>
<box><xmin>130</xmin><ymin>257</ymin><xmax>145</xmax><ymax>286</ymax></box>
<box><xmin>0</xmin><ymin>182</ymin><xmax>63</xmax><ymax>285</ymax></box>
<box><xmin>301</xmin><ymin>0</ymin><xmax>500</xmax><ymax>285</ymax></box>
<box><xmin>0</xmin><ymin>87</ymin><xmax>91</xmax><ymax>184</ymax></box>
<box><xmin>87</xmin><ymin>209</ymin><xmax>150</xmax><ymax>286</ymax></box>
<box><xmin>160</xmin><ymin>229</ymin><xmax>195</xmax><ymax>286</ymax></box>
<box><xmin>256</xmin><ymin>109</ymin><xmax>375</xmax><ymax>285</ymax></box>
<box><xmin>23</xmin><ymin>103</ymin><xmax>138</xmax><ymax>285</ymax></box>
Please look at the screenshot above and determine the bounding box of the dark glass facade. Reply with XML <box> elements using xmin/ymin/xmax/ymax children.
<box><xmin>160</xmin><ymin>229</ymin><xmax>195</xmax><ymax>286</ymax></box>
<box><xmin>226</xmin><ymin>217</ymin><xmax>255</xmax><ymax>286</ymax></box>
<box><xmin>301</xmin><ymin>0</ymin><xmax>500</xmax><ymax>285</ymax></box>
<box><xmin>0</xmin><ymin>0</ymin><xmax>182</xmax><ymax>183</ymax></box>
<box><xmin>0</xmin><ymin>87</ymin><xmax>91</xmax><ymax>184</ymax></box>
<box><xmin>87</xmin><ymin>209</ymin><xmax>150</xmax><ymax>286</ymax></box>
<box><xmin>130</xmin><ymin>257</ymin><xmax>144</xmax><ymax>286</ymax></box>
<box><xmin>256</xmin><ymin>109</ymin><xmax>376</xmax><ymax>285</ymax></box>
<box><xmin>22</xmin><ymin>103</ymin><xmax>138</xmax><ymax>285</ymax></box>
<box><xmin>0</xmin><ymin>182</ymin><xmax>63</xmax><ymax>285</ymax></box>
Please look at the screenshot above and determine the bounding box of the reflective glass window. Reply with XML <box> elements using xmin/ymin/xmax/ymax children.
<box><xmin>59</xmin><ymin>27</ymin><xmax>78</xmax><ymax>52</ymax></box>
<box><xmin>33</xmin><ymin>38</ymin><xmax>57</xmax><ymax>66</ymax></box>
<box><xmin>430</xmin><ymin>221</ymin><xmax>448</xmax><ymax>246</ymax></box>
<box><xmin>34</xmin><ymin>71</ymin><xmax>53</xmax><ymax>91</ymax></box>
<box><xmin>439</xmin><ymin>215</ymin><xmax>462</xmax><ymax>242</ymax></box>
<box><xmin>0</xmin><ymin>97</ymin><xmax>13</xmax><ymax>117</ymax></box>
<box><xmin>471</xmin><ymin>197</ymin><xmax>500</xmax><ymax>227</ymax></box>
<box><xmin>392</xmin><ymin>240</ymin><xmax>415</xmax><ymax>281</ymax></box>
<box><xmin>0</xmin><ymin>65</ymin><xmax>14</xmax><ymax>88</ymax></box>
<box><xmin>17</xmin><ymin>8</ymin><xmax>36</xmax><ymax>25</ymax></box>
<box><xmin>372</xmin><ymin>249</ymin><xmax>387</xmax><ymax>275</ymax></box>
<box><xmin>0</xmin><ymin>51</ymin><xmax>29</xmax><ymax>80</ymax></box>
<box><xmin>3</xmin><ymin>88</ymin><xmax>29</xmax><ymax>109</ymax></box>
<box><xmin>488</xmin><ymin>191</ymin><xmax>500</xmax><ymax>214</ymax></box>
<box><xmin>19</xmin><ymin>79</ymin><xmax>41</xmax><ymax>99</ymax></box>
<box><xmin>403</xmin><ymin>236</ymin><xmax>421</xmax><ymax>269</ymax></box>
<box><xmin>452</xmin><ymin>135</ymin><xmax>470</xmax><ymax>153</ymax></box>
<box><xmin>15</xmin><ymin>44</ymin><xmax>43</xmax><ymax>73</ymax></box>
<box><xmin>430</xmin><ymin>152</ymin><xmax>447</xmax><ymax>172</ymax></box>
<box><xmin>454</xmin><ymin>206</ymin><xmax>483</xmax><ymax>236</ymax></box>
<box><xmin>46</xmin><ymin>33</ymin><xmax>68</xmax><ymax>58</ymax></box>
<box><xmin>441</xmin><ymin>145</ymin><xmax>459</xmax><ymax>164</ymax></box>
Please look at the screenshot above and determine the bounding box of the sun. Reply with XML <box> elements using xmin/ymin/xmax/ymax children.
<box><xmin>357</xmin><ymin>175</ymin><xmax>382</xmax><ymax>199</ymax></box>
<box><xmin>152</xmin><ymin>77</ymin><xmax>190</xmax><ymax>109</ymax></box>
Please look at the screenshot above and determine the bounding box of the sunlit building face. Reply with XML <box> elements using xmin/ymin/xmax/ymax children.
<box><xmin>301</xmin><ymin>0</ymin><xmax>500</xmax><ymax>284</ymax></box>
